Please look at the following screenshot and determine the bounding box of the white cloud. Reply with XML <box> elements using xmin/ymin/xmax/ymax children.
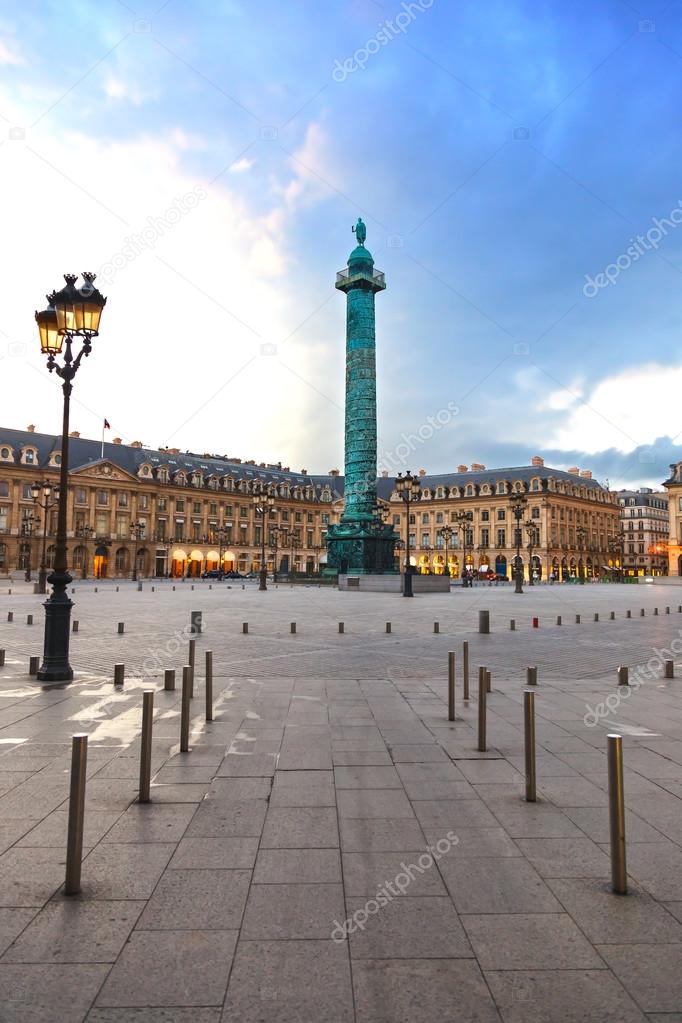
<box><xmin>230</xmin><ymin>156</ymin><xmax>255</xmax><ymax>173</ymax></box>
<box><xmin>548</xmin><ymin>363</ymin><xmax>682</xmax><ymax>453</ymax></box>
<box><xmin>0</xmin><ymin>37</ymin><xmax>23</xmax><ymax>66</ymax></box>
<box><xmin>103</xmin><ymin>75</ymin><xmax>158</xmax><ymax>106</ymax></box>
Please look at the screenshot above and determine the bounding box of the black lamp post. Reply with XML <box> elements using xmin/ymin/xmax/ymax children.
<box><xmin>395</xmin><ymin>471</ymin><xmax>420</xmax><ymax>597</ymax></box>
<box><xmin>130</xmin><ymin>520</ymin><xmax>145</xmax><ymax>581</ymax></box>
<box><xmin>20</xmin><ymin>512</ymin><xmax>37</xmax><ymax>582</ymax></box>
<box><xmin>576</xmin><ymin>525</ymin><xmax>587</xmax><ymax>584</ymax></box>
<box><xmin>453</xmin><ymin>510</ymin><xmax>473</xmax><ymax>586</ymax></box>
<box><xmin>31</xmin><ymin>480</ymin><xmax>59</xmax><ymax>594</ymax></box>
<box><xmin>253</xmin><ymin>491</ymin><xmax>275</xmax><ymax>590</ymax></box>
<box><xmin>524</xmin><ymin>518</ymin><xmax>537</xmax><ymax>586</ymax></box>
<box><xmin>510</xmin><ymin>493</ymin><xmax>527</xmax><ymax>594</ymax></box>
<box><xmin>608</xmin><ymin>531</ymin><xmax>625</xmax><ymax>583</ymax></box>
<box><xmin>438</xmin><ymin>524</ymin><xmax>454</xmax><ymax>577</ymax></box>
<box><xmin>34</xmin><ymin>272</ymin><xmax>107</xmax><ymax>683</ymax></box>
<box><xmin>75</xmin><ymin>523</ymin><xmax>95</xmax><ymax>579</ymax></box>
<box><xmin>212</xmin><ymin>524</ymin><xmax>230</xmax><ymax>579</ymax></box>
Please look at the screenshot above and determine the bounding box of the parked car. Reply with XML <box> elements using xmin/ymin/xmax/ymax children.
<box><xmin>224</xmin><ymin>571</ymin><xmax>244</xmax><ymax>579</ymax></box>
<box><xmin>244</xmin><ymin>571</ymin><xmax>260</xmax><ymax>579</ymax></box>
<box><xmin>201</xmin><ymin>569</ymin><xmax>224</xmax><ymax>579</ymax></box>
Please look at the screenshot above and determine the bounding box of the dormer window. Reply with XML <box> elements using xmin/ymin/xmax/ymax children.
<box><xmin>0</xmin><ymin>446</ymin><xmax>12</xmax><ymax>461</ymax></box>
<box><xmin>158</xmin><ymin>467</ymin><xmax>169</xmax><ymax>484</ymax></box>
<box><xmin>21</xmin><ymin>447</ymin><xmax>37</xmax><ymax>465</ymax></box>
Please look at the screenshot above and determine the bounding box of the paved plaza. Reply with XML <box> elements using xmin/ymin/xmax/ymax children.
<box><xmin>1</xmin><ymin>579</ymin><xmax>682</xmax><ymax>1021</ymax></box>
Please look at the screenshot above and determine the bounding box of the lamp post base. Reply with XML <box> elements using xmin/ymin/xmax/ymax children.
<box><xmin>259</xmin><ymin>568</ymin><xmax>267</xmax><ymax>591</ymax></box>
<box><xmin>403</xmin><ymin>571</ymin><xmax>413</xmax><ymax>597</ymax></box>
<box><xmin>37</xmin><ymin>570</ymin><xmax>74</xmax><ymax>684</ymax></box>
<box><xmin>38</xmin><ymin>570</ymin><xmax>47</xmax><ymax>595</ymax></box>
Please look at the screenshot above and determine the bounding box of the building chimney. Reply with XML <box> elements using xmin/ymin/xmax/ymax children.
<box><xmin>131</xmin><ymin>441</ymin><xmax>143</xmax><ymax>449</ymax></box>
<box><xmin>69</xmin><ymin>431</ymin><xmax>80</xmax><ymax>438</ymax></box>
<box><xmin>113</xmin><ymin>437</ymin><xmax>122</xmax><ymax>445</ymax></box>
<box><xmin>301</xmin><ymin>469</ymin><xmax>308</xmax><ymax>475</ymax></box>
<box><xmin>418</xmin><ymin>468</ymin><xmax>426</xmax><ymax>477</ymax></box>
<box><xmin>580</xmin><ymin>470</ymin><xmax>592</xmax><ymax>479</ymax></box>
<box><xmin>471</xmin><ymin>462</ymin><xmax>486</xmax><ymax>471</ymax></box>
<box><xmin>27</xmin><ymin>424</ymin><xmax>35</xmax><ymax>433</ymax></box>
<box><xmin>568</xmin><ymin>466</ymin><xmax>580</xmax><ymax>475</ymax></box>
<box><xmin>381</xmin><ymin>470</ymin><xmax>389</xmax><ymax>477</ymax></box>
<box><xmin>457</xmin><ymin>464</ymin><xmax>468</xmax><ymax>473</ymax></box>
<box><xmin>531</xmin><ymin>455</ymin><xmax>544</xmax><ymax>467</ymax></box>
<box><xmin>330</xmin><ymin>469</ymin><xmax>340</xmax><ymax>477</ymax></box>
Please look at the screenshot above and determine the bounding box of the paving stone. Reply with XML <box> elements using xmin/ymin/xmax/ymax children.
<box><xmin>222</xmin><ymin>939</ymin><xmax>354</xmax><ymax>1022</ymax></box>
<box><xmin>80</xmin><ymin>843</ymin><xmax>174</xmax><ymax>900</ymax></box>
<box><xmin>2</xmin><ymin>900</ymin><xmax>143</xmax><ymax>962</ymax></box>
<box><xmin>184</xmin><ymin>800</ymin><xmax>267</xmax><ymax>839</ymax></box>
<box><xmin>216</xmin><ymin>754</ymin><xmax>277</xmax><ymax>777</ymax></box>
<box><xmin>339</xmin><ymin>818</ymin><xmax>428</xmax><ymax>852</ymax></box>
<box><xmin>253</xmin><ymin>848</ymin><xmax>341</xmax><ymax>883</ymax></box>
<box><xmin>277</xmin><ymin>749</ymin><xmax>334</xmax><ymax>770</ymax></box>
<box><xmin>137</xmin><ymin>869</ymin><xmax>250</xmax><ymax>929</ymax></box>
<box><xmin>342</xmin><ymin>851</ymin><xmax>447</xmax><ymax>897</ymax></box>
<box><xmin>388</xmin><ymin>745</ymin><xmax>450</xmax><ymax>763</ymax></box>
<box><xmin>613</xmin><ymin>842</ymin><xmax>682</xmax><ymax>901</ymax></box>
<box><xmin>334</xmin><ymin>766</ymin><xmax>404</xmax><ymax>789</ymax></box>
<box><xmin>352</xmin><ymin>958</ymin><xmax>500</xmax><ymax>1023</ymax></box>
<box><xmin>261</xmin><ymin>807</ymin><xmax>339</xmax><ymax>848</ymax></box>
<box><xmin>455</xmin><ymin>759</ymin><xmax>524</xmax><ymax>783</ymax></box>
<box><xmin>17</xmin><ymin>810</ymin><xmax>119</xmax><ymax>849</ymax></box>
<box><xmin>0</xmin><ymin>909</ymin><xmax>37</xmax><ymax>956</ymax></box>
<box><xmin>491</xmin><ymin>808</ymin><xmax>585</xmax><ymax>839</ymax></box>
<box><xmin>0</xmin><ymin>963</ymin><xmax>110</xmax><ymax>1022</ymax></box>
<box><xmin>598</xmin><ymin>944</ymin><xmax>682</xmax><ymax>1013</ymax></box>
<box><xmin>347</xmin><ymin>896</ymin><xmax>471</xmax><ymax>959</ymax></box>
<box><xmin>88</xmin><ymin>1010</ymin><xmax>221</xmax><ymax>1022</ymax></box>
<box><xmin>100</xmin><ymin>804</ymin><xmax>195</xmax><ymax>844</ymax></box>
<box><xmin>0</xmin><ymin>847</ymin><xmax>66</xmax><ymax>907</ymax></box>
<box><xmin>562</xmin><ymin>806</ymin><xmax>665</xmax><ymax>843</ymax></box>
<box><xmin>439</xmin><ymin>856</ymin><xmax>562</xmax><ymax>914</ymax></box>
<box><xmin>462</xmin><ymin>914</ymin><xmax>605</xmax><ymax>970</ymax></box>
<box><xmin>421</xmin><ymin>826</ymin><xmax>520</xmax><ymax>858</ymax></box>
<box><xmin>515</xmin><ymin>837</ymin><xmax>611</xmax><ymax>878</ymax></box>
<box><xmin>97</xmin><ymin>929</ymin><xmax>237</xmax><ymax>1007</ymax></box>
<box><xmin>336</xmin><ymin>790</ymin><xmax>414</xmax><ymax>819</ymax></box>
<box><xmin>411</xmin><ymin>799</ymin><xmax>499</xmax><ymax>829</ymax></box>
<box><xmin>169</xmin><ymin>836</ymin><xmax>259</xmax><ymax>870</ymax></box>
<box><xmin>241</xmin><ymin>883</ymin><xmax>345</xmax><ymax>940</ymax></box>
<box><xmin>547</xmin><ymin>878</ymin><xmax>682</xmax><ymax>943</ymax></box>
<box><xmin>205</xmin><ymin>778</ymin><xmax>272</xmax><ymax>800</ymax></box>
<box><xmin>485</xmin><ymin>969</ymin><xmax>647</xmax><ymax>1022</ymax></box>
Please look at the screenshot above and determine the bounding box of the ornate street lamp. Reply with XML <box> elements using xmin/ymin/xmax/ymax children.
<box><xmin>252</xmin><ymin>490</ymin><xmax>275</xmax><ymax>590</ymax></box>
<box><xmin>453</xmin><ymin>510</ymin><xmax>473</xmax><ymax>586</ymax></box>
<box><xmin>34</xmin><ymin>273</ymin><xmax>106</xmax><ymax>683</ymax></box>
<box><xmin>576</xmin><ymin>525</ymin><xmax>587</xmax><ymax>584</ymax></box>
<box><xmin>509</xmin><ymin>493</ymin><xmax>528</xmax><ymax>594</ymax></box>
<box><xmin>395</xmin><ymin>471</ymin><xmax>421</xmax><ymax>597</ymax></box>
<box><xmin>269</xmin><ymin>524</ymin><xmax>286</xmax><ymax>584</ymax></box>
<box><xmin>607</xmin><ymin>530</ymin><xmax>625</xmax><ymax>583</ymax></box>
<box><xmin>20</xmin><ymin>512</ymin><xmax>37</xmax><ymax>582</ymax></box>
<box><xmin>75</xmin><ymin>523</ymin><xmax>95</xmax><ymax>579</ymax></box>
<box><xmin>130</xmin><ymin>520</ymin><xmax>145</xmax><ymax>581</ymax></box>
<box><xmin>524</xmin><ymin>518</ymin><xmax>537</xmax><ymax>586</ymax></box>
<box><xmin>438</xmin><ymin>524</ymin><xmax>454</xmax><ymax>577</ymax></box>
<box><xmin>211</xmin><ymin>524</ymin><xmax>230</xmax><ymax>579</ymax></box>
<box><xmin>31</xmin><ymin>480</ymin><xmax>59</xmax><ymax>594</ymax></box>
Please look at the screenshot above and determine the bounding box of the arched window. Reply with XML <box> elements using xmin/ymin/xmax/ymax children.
<box><xmin>0</xmin><ymin>446</ymin><xmax>13</xmax><ymax>461</ymax></box>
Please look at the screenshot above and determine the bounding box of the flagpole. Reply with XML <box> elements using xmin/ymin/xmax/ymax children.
<box><xmin>101</xmin><ymin>423</ymin><xmax>104</xmax><ymax>460</ymax></box>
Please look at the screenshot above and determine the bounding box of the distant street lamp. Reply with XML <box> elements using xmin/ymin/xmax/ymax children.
<box><xmin>524</xmin><ymin>518</ymin><xmax>537</xmax><ymax>586</ymax></box>
<box><xmin>438</xmin><ymin>524</ymin><xmax>454</xmax><ymax>577</ymax></box>
<box><xmin>576</xmin><ymin>525</ymin><xmax>587</xmax><ymax>584</ymax></box>
<box><xmin>34</xmin><ymin>272</ymin><xmax>107</xmax><ymax>682</ymax></box>
<box><xmin>130</xmin><ymin>520</ymin><xmax>145</xmax><ymax>581</ymax></box>
<box><xmin>31</xmin><ymin>480</ymin><xmax>59</xmax><ymax>595</ymax></box>
<box><xmin>510</xmin><ymin>493</ymin><xmax>528</xmax><ymax>594</ymax></box>
<box><xmin>453</xmin><ymin>510</ymin><xmax>473</xmax><ymax>586</ymax></box>
<box><xmin>212</xmin><ymin>524</ymin><xmax>230</xmax><ymax>579</ymax></box>
<box><xmin>253</xmin><ymin>490</ymin><xmax>275</xmax><ymax>590</ymax></box>
<box><xmin>20</xmin><ymin>512</ymin><xmax>37</xmax><ymax>582</ymax></box>
<box><xmin>395</xmin><ymin>471</ymin><xmax>421</xmax><ymax>597</ymax></box>
<box><xmin>75</xmin><ymin>523</ymin><xmax>95</xmax><ymax>579</ymax></box>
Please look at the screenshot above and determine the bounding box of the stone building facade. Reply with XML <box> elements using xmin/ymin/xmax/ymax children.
<box><xmin>0</xmin><ymin>426</ymin><xmax>620</xmax><ymax>582</ymax></box>
<box><xmin>616</xmin><ymin>488</ymin><xmax>669</xmax><ymax>577</ymax></box>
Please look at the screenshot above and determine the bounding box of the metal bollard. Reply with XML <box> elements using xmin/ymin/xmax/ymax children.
<box><xmin>486</xmin><ymin>668</ymin><xmax>491</xmax><ymax>693</ymax></box>
<box><xmin>434</xmin><ymin>621</ymin><xmax>440</xmax><ymax>634</ymax></box>
<box><xmin>180</xmin><ymin>665</ymin><xmax>191</xmax><ymax>752</ymax></box>
<box><xmin>114</xmin><ymin>663</ymin><xmax>124</xmax><ymax>687</ymax></box>
<box><xmin>678</xmin><ymin>605</ymin><xmax>682</xmax><ymax>613</ymax></box>
<box><xmin>339</xmin><ymin>622</ymin><xmax>345</xmax><ymax>634</ymax></box>
<box><xmin>138</xmin><ymin>690</ymin><xmax>154</xmax><ymax>803</ymax></box>
<box><xmin>164</xmin><ymin>668</ymin><xmax>175</xmax><ymax>691</ymax></box>
<box><xmin>29</xmin><ymin>656</ymin><xmax>39</xmax><ymax>676</ymax></box>
<box><xmin>666</xmin><ymin>606</ymin><xmax>670</xmax><ymax>615</ymax></box>
<box><xmin>94</xmin><ymin>587</ymin><xmax>97</xmax><ymax>593</ymax></box>
<box><xmin>7</xmin><ymin>612</ymin><xmax>12</xmax><ymax>622</ymax></box>
<box><xmin>386</xmin><ymin>622</ymin><xmax>391</xmax><ymax>634</ymax></box>
<box><xmin>610</xmin><ymin>611</ymin><xmax>615</xmax><ymax>620</ymax></box>
<box><xmin>291</xmin><ymin>622</ymin><xmax>297</xmax><ymax>634</ymax></box>
<box><xmin>626</xmin><ymin>610</ymin><xmax>631</xmax><ymax>618</ymax></box>
<box><xmin>463</xmin><ymin>641</ymin><xmax>469</xmax><ymax>701</ymax></box>
<box><xmin>524</xmin><ymin>690</ymin><xmax>536</xmax><ymax>802</ymax></box>
<box><xmin>617</xmin><ymin>665</ymin><xmax>629</xmax><ymax>687</ymax></box>
<box><xmin>527</xmin><ymin>666</ymin><xmax>537</xmax><ymax>686</ymax></box>
<box><xmin>116</xmin><ymin>586</ymin><xmax>119</xmax><ymax>593</ymax></box>
<box><xmin>172</xmin><ymin>585</ymin><xmax>176</xmax><ymax>591</ymax></box>
<box><xmin>117</xmin><ymin>622</ymin><xmax>124</xmax><ymax>634</ymax></box>
<box><xmin>510</xmin><ymin>619</ymin><xmax>516</xmax><ymax>631</ymax></box>
<box><xmin>188</xmin><ymin>639</ymin><xmax>196</xmax><ymax>698</ymax></box>
<box><xmin>478</xmin><ymin>610</ymin><xmax>490</xmax><ymax>635</ymax></box>
<box><xmin>575</xmin><ymin>614</ymin><xmax>581</xmax><ymax>624</ymax></box>
<box><xmin>242</xmin><ymin>622</ymin><xmax>249</xmax><ymax>634</ymax></box>
<box><xmin>205</xmin><ymin>651</ymin><xmax>213</xmax><ymax>722</ymax></box>
<box><xmin>138</xmin><ymin>582</ymin><xmax>143</xmax><ymax>592</ymax></box>
<box><xmin>640</xmin><ymin>609</ymin><xmax>645</xmax><ymax>617</ymax></box>
<box><xmin>72</xmin><ymin>620</ymin><xmax>79</xmax><ymax>632</ymax></box>
<box><xmin>654</xmin><ymin>607</ymin><xmax>658</xmax><ymax>616</ymax></box>
<box><xmin>477</xmin><ymin>667</ymin><xmax>487</xmax><ymax>752</ymax></box>
<box><xmin>607</xmin><ymin>734</ymin><xmax>627</xmax><ymax>894</ymax></box>
<box><xmin>191</xmin><ymin>584</ymin><xmax>194</xmax><ymax>591</ymax></box>
<box><xmin>556</xmin><ymin>615</ymin><xmax>562</xmax><ymax>626</ymax></box>
<box><xmin>665</xmin><ymin>659</ymin><xmax>674</xmax><ymax>679</ymax></box>
<box><xmin>152</xmin><ymin>586</ymin><xmax>155</xmax><ymax>592</ymax></box>
<box><xmin>190</xmin><ymin>610</ymin><xmax>202</xmax><ymax>635</ymax></box>
<box><xmin>448</xmin><ymin>652</ymin><xmax>455</xmax><ymax>721</ymax></box>
<box><xmin>594</xmin><ymin>613</ymin><xmax>599</xmax><ymax>622</ymax></box>
<box><xmin>27</xmin><ymin>614</ymin><xmax>33</xmax><ymax>626</ymax></box>
<box><xmin>532</xmin><ymin>617</ymin><xmax>539</xmax><ymax>629</ymax></box>
<box><xmin>0</xmin><ymin>649</ymin><xmax>4</xmax><ymax>667</ymax></box>
<box><xmin>64</xmin><ymin>734</ymin><xmax>88</xmax><ymax>896</ymax></box>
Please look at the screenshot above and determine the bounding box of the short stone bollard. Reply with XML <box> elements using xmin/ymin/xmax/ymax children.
<box><xmin>666</xmin><ymin>606</ymin><xmax>670</xmax><ymax>615</ymax></box>
<box><xmin>152</xmin><ymin>586</ymin><xmax>155</xmax><ymax>592</ymax></box>
<box><xmin>386</xmin><ymin>622</ymin><xmax>392</xmax><ymax>634</ymax></box>
<box><xmin>527</xmin><ymin>666</ymin><xmax>537</xmax><ymax>686</ymax></box>
<box><xmin>594</xmin><ymin>613</ymin><xmax>599</xmax><ymax>622</ymax></box>
<box><xmin>0</xmin><ymin>650</ymin><xmax>5</xmax><ymax>666</ymax></box>
<box><xmin>116</xmin><ymin>586</ymin><xmax>119</xmax><ymax>593</ymax></box>
<box><xmin>190</xmin><ymin>610</ymin><xmax>202</xmax><ymax>635</ymax></box>
<box><xmin>164</xmin><ymin>668</ymin><xmax>176</xmax><ymax>691</ymax></box>
<box><xmin>138</xmin><ymin>582</ymin><xmax>143</xmax><ymax>592</ymax></box>
<box><xmin>242</xmin><ymin>622</ymin><xmax>249</xmax><ymax>635</ymax></box>
<box><xmin>113</xmin><ymin>663</ymin><xmax>125</xmax><ymax>687</ymax></box>
<box><xmin>462</xmin><ymin>641</ymin><xmax>469</xmax><ymax>700</ymax></box>
<box><xmin>117</xmin><ymin>622</ymin><xmax>124</xmax><ymax>635</ymax></box>
<box><xmin>678</xmin><ymin>605</ymin><xmax>682</xmax><ymax>613</ymax></box>
<box><xmin>617</xmin><ymin>665</ymin><xmax>629</xmax><ymax>687</ymax></box>
<box><xmin>191</xmin><ymin>584</ymin><xmax>194</xmax><ymax>591</ymax></box>
<box><xmin>72</xmin><ymin>620</ymin><xmax>79</xmax><ymax>632</ymax></box>
<box><xmin>575</xmin><ymin>614</ymin><xmax>581</xmax><ymax>624</ymax></box>
<box><xmin>434</xmin><ymin>622</ymin><xmax>440</xmax><ymax>634</ymax></box>
<box><xmin>479</xmin><ymin>610</ymin><xmax>490</xmax><ymax>635</ymax></box>
<box><xmin>626</xmin><ymin>610</ymin><xmax>631</xmax><ymax>618</ymax></box>
<box><xmin>654</xmin><ymin>607</ymin><xmax>658</xmax><ymax>616</ymax></box>
<box><xmin>291</xmin><ymin>622</ymin><xmax>297</xmax><ymax>634</ymax></box>
<box><xmin>205</xmin><ymin>651</ymin><xmax>213</xmax><ymax>722</ymax></box>
<box><xmin>665</xmin><ymin>659</ymin><xmax>674</xmax><ymax>679</ymax></box>
<box><xmin>29</xmin><ymin>656</ymin><xmax>39</xmax><ymax>676</ymax></box>
<box><xmin>640</xmin><ymin>609</ymin><xmax>645</xmax><ymax>617</ymax></box>
<box><xmin>610</xmin><ymin>611</ymin><xmax>615</xmax><ymax>620</ymax></box>
<box><xmin>7</xmin><ymin>612</ymin><xmax>13</xmax><ymax>622</ymax></box>
<box><xmin>448</xmin><ymin>652</ymin><xmax>455</xmax><ymax>722</ymax></box>
<box><xmin>27</xmin><ymin>615</ymin><xmax>33</xmax><ymax>626</ymax></box>
<box><xmin>94</xmin><ymin>587</ymin><xmax>97</xmax><ymax>593</ymax></box>
<box><xmin>339</xmin><ymin>622</ymin><xmax>345</xmax><ymax>634</ymax></box>
<box><xmin>556</xmin><ymin>615</ymin><xmax>562</xmax><ymax>626</ymax></box>
<box><xmin>510</xmin><ymin>619</ymin><xmax>516</xmax><ymax>631</ymax></box>
<box><xmin>172</xmin><ymin>586</ymin><xmax>176</xmax><ymax>591</ymax></box>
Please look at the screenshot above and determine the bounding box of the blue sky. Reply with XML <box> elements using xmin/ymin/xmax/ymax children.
<box><xmin>1</xmin><ymin>0</ymin><xmax>681</xmax><ymax>489</ymax></box>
